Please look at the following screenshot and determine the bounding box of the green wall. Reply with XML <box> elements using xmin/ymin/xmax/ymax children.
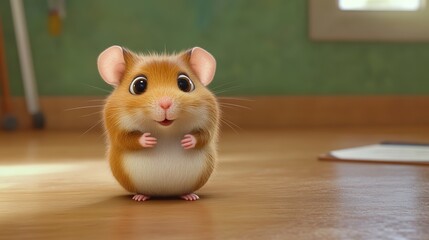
<box><xmin>1</xmin><ymin>0</ymin><xmax>429</xmax><ymax>96</ymax></box>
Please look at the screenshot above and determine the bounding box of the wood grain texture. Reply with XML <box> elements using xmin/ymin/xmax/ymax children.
<box><xmin>8</xmin><ymin>95</ymin><xmax>429</xmax><ymax>130</ymax></box>
<box><xmin>1</xmin><ymin>126</ymin><xmax>429</xmax><ymax>239</ymax></box>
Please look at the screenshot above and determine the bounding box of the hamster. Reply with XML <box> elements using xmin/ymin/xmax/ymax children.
<box><xmin>97</xmin><ymin>46</ymin><xmax>220</xmax><ymax>201</ymax></box>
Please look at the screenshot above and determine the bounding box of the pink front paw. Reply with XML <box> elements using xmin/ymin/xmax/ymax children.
<box><xmin>139</xmin><ymin>133</ymin><xmax>157</xmax><ymax>148</ymax></box>
<box><xmin>181</xmin><ymin>134</ymin><xmax>196</xmax><ymax>149</ymax></box>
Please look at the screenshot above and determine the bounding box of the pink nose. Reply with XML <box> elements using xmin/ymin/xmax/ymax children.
<box><xmin>159</xmin><ymin>97</ymin><xmax>172</xmax><ymax>110</ymax></box>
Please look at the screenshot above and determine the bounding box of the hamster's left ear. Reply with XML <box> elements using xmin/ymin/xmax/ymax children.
<box><xmin>97</xmin><ymin>45</ymin><xmax>130</xmax><ymax>86</ymax></box>
<box><xmin>186</xmin><ymin>47</ymin><xmax>216</xmax><ymax>86</ymax></box>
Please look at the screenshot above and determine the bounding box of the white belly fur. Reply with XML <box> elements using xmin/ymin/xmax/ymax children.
<box><xmin>122</xmin><ymin>138</ymin><xmax>207</xmax><ymax>196</ymax></box>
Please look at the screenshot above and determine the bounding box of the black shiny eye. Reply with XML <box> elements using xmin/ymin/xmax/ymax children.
<box><xmin>129</xmin><ymin>76</ymin><xmax>147</xmax><ymax>95</ymax></box>
<box><xmin>177</xmin><ymin>74</ymin><xmax>195</xmax><ymax>92</ymax></box>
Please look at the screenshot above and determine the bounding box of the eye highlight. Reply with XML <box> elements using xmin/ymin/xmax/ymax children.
<box><xmin>177</xmin><ymin>74</ymin><xmax>195</xmax><ymax>92</ymax></box>
<box><xmin>129</xmin><ymin>76</ymin><xmax>147</xmax><ymax>95</ymax></box>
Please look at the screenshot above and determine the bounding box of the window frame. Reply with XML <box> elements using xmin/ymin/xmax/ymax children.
<box><xmin>309</xmin><ymin>0</ymin><xmax>429</xmax><ymax>42</ymax></box>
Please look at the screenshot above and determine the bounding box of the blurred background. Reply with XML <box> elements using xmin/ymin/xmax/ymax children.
<box><xmin>0</xmin><ymin>0</ymin><xmax>428</xmax><ymax>129</ymax></box>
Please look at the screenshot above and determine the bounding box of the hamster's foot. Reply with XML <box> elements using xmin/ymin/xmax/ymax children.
<box><xmin>139</xmin><ymin>133</ymin><xmax>157</xmax><ymax>148</ymax></box>
<box><xmin>180</xmin><ymin>193</ymin><xmax>200</xmax><ymax>201</ymax></box>
<box><xmin>132</xmin><ymin>194</ymin><xmax>151</xmax><ymax>202</ymax></box>
<box><xmin>181</xmin><ymin>134</ymin><xmax>196</xmax><ymax>149</ymax></box>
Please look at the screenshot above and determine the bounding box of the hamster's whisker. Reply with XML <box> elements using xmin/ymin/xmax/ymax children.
<box><xmin>210</xmin><ymin>83</ymin><xmax>240</xmax><ymax>91</ymax></box>
<box><xmin>64</xmin><ymin>105</ymin><xmax>104</xmax><ymax>111</ymax></box>
<box><xmin>223</xmin><ymin>117</ymin><xmax>242</xmax><ymax>130</ymax></box>
<box><xmin>220</xmin><ymin>118</ymin><xmax>240</xmax><ymax>133</ymax></box>
<box><xmin>80</xmin><ymin>119</ymin><xmax>103</xmax><ymax>137</ymax></box>
<box><xmin>219</xmin><ymin>105</ymin><xmax>242</xmax><ymax>110</ymax></box>
<box><xmin>79</xmin><ymin>111</ymin><xmax>103</xmax><ymax>118</ymax></box>
<box><xmin>212</xmin><ymin>86</ymin><xmax>242</xmax><ymax>95</ymax></box>
<box><xmin>209</xmin><ymin>80</ymin><xmax>241</xmax><ymax>91</ymax></box>
<box><xmin>86</xmin><ymin>99</ymin><xmax>106</xmax><ymax>103</ymax></box>
<box><xmin>82</xmin><ymin>83</ymin><xmax>112</xmax><ymax>94</ymax></box>
<box><xmin>217</xmin><ymin>97</ymin><xmax>254</xmax><ymax>102</ymax></box>
<box><xmin>219</xmin><ymin>102</ymin><xmax>252</xmax><ymax>110</ymax></box>
<box><xmin>97</xmin><ymin>128</ymin><xmax>109</xmax><ymax>141</ymax></box>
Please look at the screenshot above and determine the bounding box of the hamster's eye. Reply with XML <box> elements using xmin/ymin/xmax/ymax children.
<box><xmin>129</xmin><ymin>76</ymin><xmax>147</xmax><ymax>95</ymax></box>
<box><xmin>177</xmin><ymin>74</ymin><xmax>195</xmax><ymax>92</ymax></box>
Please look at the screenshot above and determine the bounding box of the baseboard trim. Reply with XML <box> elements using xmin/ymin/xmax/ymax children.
<box><xmin>5</xmin><ymin>95</ymin><xmax>429</xmax><ymax>130</ymax></box>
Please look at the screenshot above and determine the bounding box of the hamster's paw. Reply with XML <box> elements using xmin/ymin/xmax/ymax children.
<box><xmin>139</xmin><ymin>133</ymin><xmax>157</xmax><ymax>148</ymax></box>
<box><xmin>180</xmin><ymin>193</ymin><xmax>200</xmax><ymax>201</ymax></box>
<box><xmin>181</xmin><ymin>134</ymin><xmax>196</xmax><ymax>149</ymax></box>
<box><xmin>132</xmin><ymin>194</ymin><xmax>151</xmax><ymax>202</ymax></box>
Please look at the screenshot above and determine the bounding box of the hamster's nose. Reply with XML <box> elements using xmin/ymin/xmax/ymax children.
<box><xmin>159</xmin><ymin>97</ymin><xmax>172</xmax><ymax>110</ymax></box>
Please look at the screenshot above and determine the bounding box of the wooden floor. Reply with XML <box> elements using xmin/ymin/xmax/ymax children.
<box><xmin>1</xmin><ymin>126</ymin><xmax>429</xmax><ymax>239</ymax></box>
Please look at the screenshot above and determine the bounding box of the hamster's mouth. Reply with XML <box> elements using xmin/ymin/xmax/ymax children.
<box><xmin>157</xmin><ymin>119</ymin><xmax>174</xmax><ymax>126</ymax></box>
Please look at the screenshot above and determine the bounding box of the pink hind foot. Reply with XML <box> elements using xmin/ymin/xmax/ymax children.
<box><xmin>181</xmin><ymin>193</ymin><xmax>200</xmax><ymax>201</ymax></box>
<box><xmin>132</xmin><ymin>194</ymin><xmax>151</xmax><ymax>202</ymax></box>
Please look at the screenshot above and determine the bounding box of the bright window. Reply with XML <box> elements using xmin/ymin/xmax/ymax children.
<box><xmin>338</xmin><ymin>0</ymin><xmax>425</xmax><ymax>11</ymax></box>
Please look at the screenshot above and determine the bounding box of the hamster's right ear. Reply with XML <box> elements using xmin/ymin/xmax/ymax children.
<box><xmin>97</xmin><ymin>45</ymin><xmax>134</xmax><ymax>86</ymax></box>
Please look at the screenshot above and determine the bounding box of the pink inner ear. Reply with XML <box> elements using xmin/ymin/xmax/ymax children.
<box><xmin>97</xmin><ymin>46</ymin><xmax>126</xmax><ymax>86</ymax></box>
<box><xmin>189</xmin><ymin>47</ymin><xmax>216</xmax><ymax>86</ymax></box>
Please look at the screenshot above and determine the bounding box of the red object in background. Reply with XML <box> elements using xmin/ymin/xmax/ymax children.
<box><xmin>0</xmin><ymin>17</ymin><xmax>18</xmax><ymax>130</ymax></box>
<box><xmin>0</xmin><ymin>19</ymin><xmax>12</xmax><ymax>113</ymax></box>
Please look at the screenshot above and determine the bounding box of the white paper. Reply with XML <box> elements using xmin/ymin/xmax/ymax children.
<box><xmin>331</xmin><ymin>144</ymin><xmax>429</xmax><ymax>162</ymax></box>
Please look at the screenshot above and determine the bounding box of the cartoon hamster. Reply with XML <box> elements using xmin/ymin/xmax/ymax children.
<box><xmin>97</xmin><ymin>46</ymin><xmax>220</xmax><ymax>201</ymax></box>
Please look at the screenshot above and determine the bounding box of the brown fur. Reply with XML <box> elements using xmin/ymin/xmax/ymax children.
<box><xmin>109</xmin><ymin>150</ymin><xmax>136</xmax><ymax>193</ymax></box>
<box><xmin>194</xmin><ymin>152</ymin><xmax>216</xmax><ymax>190</ymax></box>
